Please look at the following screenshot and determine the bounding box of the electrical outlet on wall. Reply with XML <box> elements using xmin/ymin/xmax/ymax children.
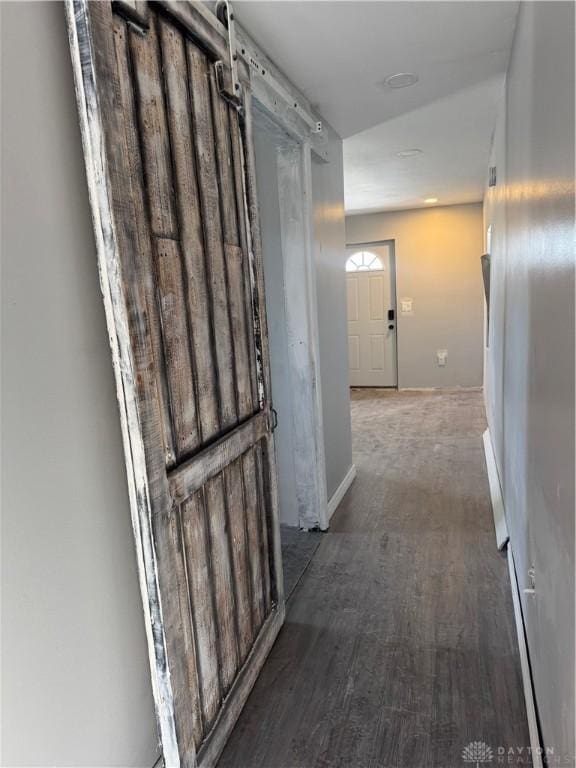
<box><xmin>400</xmin><ymin>297</ymin><xmax>413</xmax><ymax>315</ymax></box>
<box><xmin>437</xmin><ymin>349</ymin><xmax>448</xmax><ymax>367</ymax></box>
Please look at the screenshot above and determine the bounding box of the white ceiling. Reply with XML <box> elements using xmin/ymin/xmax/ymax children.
<box><xmin>343</xmin><ymin>75</ymin><xmax>505</xmax><ymax>213</ymax></box>
<box><xmin>234</xmin><ymin>1</ymin><xmax>519</xmax><ymax>213</ymax></box>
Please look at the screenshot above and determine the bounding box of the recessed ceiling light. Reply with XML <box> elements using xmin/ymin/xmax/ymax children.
<box><xmin>424</xmin><ymin>197</ymin><xmax>438</xmax><ymax>204</ymax></box>
<box><xmin>396</xmin><ymin>148</ymin><xmax>423</xmax><ymax>158</ymax></box>
<box><xmin>383</xmin><ymin>72</ymin><xmax>419</xmax><ymax>89</ymax></box>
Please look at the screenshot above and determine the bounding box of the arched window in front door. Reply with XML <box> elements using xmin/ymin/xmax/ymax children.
<box><xmin>345</xmin><ymin>250</ymin><xmax>384</xmax><ymax>272</ymax></box>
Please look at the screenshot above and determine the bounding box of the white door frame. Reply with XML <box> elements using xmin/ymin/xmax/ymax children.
<box><xmin>251</xmin><ymin>107</ymin><xmax>329</xmax><ymax>532</ymax></box>
<box><xmin>239</xmin><ymin>35</ymin><xmax>329</xmax><ymax>531</ymax></box>
<box><xmin>347</xmin><ymin>239</ymin><xmax>399</xmax><ymax>390</ymax></box>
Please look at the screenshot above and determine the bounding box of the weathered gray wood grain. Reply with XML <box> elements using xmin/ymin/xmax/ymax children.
<box><xmin>208</xmin><ymin>71</ymin><xmax>253</xmax><ymax>421</ymax></box>
<box><xmin>228</xmin><ymin>110</ymin><xmax>259</xmax><ymax>410</ymax></box>
<box><xmin>254</xmin><ymin>443</ymin><xmax>273</xmax><ymax>612</ymax></box>
<box><xmin>209</xmin><ymin>70</ymin><xmax>239</xmax><ymax>249</ymax></box>
<box><xmin>155</xmin><ymin>237</ymin><xmax>199</xmax><ymax>457</ymax></box>
<box><xmin>158</xmin><ymin>17</ymin><xmax>220</xmax><ymax>446</ymax></box>
<box><xmin>168</xmin><ymin>410</ymin><xmax>268</xmax><ymax>507</ymax></box>
<box><xmin>181</xmin><ymin>492</ymin><xmax>221</xmax><ymax>730</ymax></box>
<box><xmin>157</xmin><ymin>0</ymin><xmax>250</xmax><ymax>83</ymax></box>
<box><xmin>242</xmin><ymin>448</ymin><xmax>265</xmax><ymax>632</ymax></box>
<box><xmin>112</xmin><ymin>14</ymin><xmax>175</xmax><ymax>466</ymax></box>
<box><xmin>224</xmin><ymin>457</ymin><xmax>254</xmax><ymax>663</ymax></box>
<box><xmin>205</xmin><ymin>475</ymin><xmax>239</xmax><ymax>695</ymax></box>
<box><xmin>236</xmin><ymin>95</ymin><xmax>269</xmax><ymax>409</ymax></box>
<box><xmin>224</xmin><ymin>244</ymin><xmax>253</xmax><ymax>421</ymax></box>
<box><xmin>152</xmin><ymin>505</ymin><xmax>203</xmax><ymax>759</ymax></box>
<box><xmin>129</xmin><ymin>18</ymin><xmax>177</xmax><ymax>238</ymax></box>
<box><xmin>68</xmin><ymin>3</ymin><xmax>285</xmax><ymax>766</ymax></box>
<box><xmin>113</xmin><ymin>0</ymin><xmax>149</xmax><ymax>28</ymax></box>
<box><xmin>187</xmin><ymin>41</ymin><xmax>237</xmax><ymax>432</ymax></box>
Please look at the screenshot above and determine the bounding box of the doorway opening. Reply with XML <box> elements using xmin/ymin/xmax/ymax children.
<box><xmin>252</xmin><ymin>108</ymin><xmax>328</xmax><ymax>596</ymax></box>
<box><xmin>346</xmin><ymin>240</ymin><xmax>398</xmax><ymax>388</ymax></box>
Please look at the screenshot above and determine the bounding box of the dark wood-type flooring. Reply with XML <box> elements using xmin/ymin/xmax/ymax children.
<box><xmin>280</xmin><ymin>525</ymin><xmax>323</xmax><ymax>600</ymax></box>
<box><xmin>218</xmin><ymin>388</ymin><xmax>530</xmax><ymax>767</ymax></box>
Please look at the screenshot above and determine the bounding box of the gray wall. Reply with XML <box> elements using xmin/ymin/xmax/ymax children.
<box><xmin>484</xmin><ymin>1</ymin><xmax>575</xmax><ymax>760</ymax></box>
<box><xmin>483</xmin><ymin>85</ymin><xmax>507</xmax><ymax>475</ymax></box>
<box><xmin>312</xmin><ymin>126</ymin><xmax>354</xmax><ymax>500</ymax></box>
<box><xmin>1</xmin><ymin>3</ymin><xmax>158</xmax><ymax>765</ymax></box>
<box><xmin>346</xmin><ymin>203</ymin><xmax>484</xmax><ymax>388</ymax></box>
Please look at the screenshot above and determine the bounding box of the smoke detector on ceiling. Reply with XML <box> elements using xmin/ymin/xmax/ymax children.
<box><xmin>396</xmin><ymin>148</ymin><xmax>423</xmax><ymax>158</ymax></box>
<box><xmin>382</xmin><ymin>72</ymin><xmax>419</xmax><ymax>89</ymax></box>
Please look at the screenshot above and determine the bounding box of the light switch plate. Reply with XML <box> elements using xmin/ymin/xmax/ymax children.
<box><xmin>437</xmin><ymin>349</ymin><xmax>448</xmax><ymax>366</ymax></box>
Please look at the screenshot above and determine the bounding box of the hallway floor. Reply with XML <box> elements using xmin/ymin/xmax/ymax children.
<box><xmin>218</xmin><ymin>388</ymin><xmax>530</xmax><ymax>768</ymax></box>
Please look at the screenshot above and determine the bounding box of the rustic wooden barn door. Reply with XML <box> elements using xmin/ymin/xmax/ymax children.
<box><xmin>66</xmin><ymin>2</ymin><xmax>284</xmax><ymax>766</ymax></box>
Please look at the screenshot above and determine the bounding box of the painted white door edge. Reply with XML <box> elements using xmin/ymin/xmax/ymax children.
<box><xmin>482</xmin><ymin>428</ymin><xmax>509</xmax><ymax>550</ymax></box>
<box><xmin>327</xmin><ymin>464</ymin><xmax>357</xmax><ymax>521</ymax></box>
<box><xmin>507</xmin><ymin>547</ymin><xmax>544</xmax><ymax>768</ymax></box>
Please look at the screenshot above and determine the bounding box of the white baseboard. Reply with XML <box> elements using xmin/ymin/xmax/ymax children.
<box><xmin>482</xmin><ymin>428</ymin><xmax>509</xmax><ymax>549</ymax></box>
<box><xmin>397</xmin><ymin>386</ymin><xmax>483</xmax><ymax>392</ymax></box>
<box><xmin>482</xmin><ymin>429</ymin><xmax>542</xmax><ymax>764</ymax></box>
<box><xmin>327</xmin><ymin>464</ymin><xmax>357</xmax><ymax>521</ymax></box>
<box><xmin>507</xmin><ymin>547</ymin><xmax>543</xmax><ymax>768</ymax></box>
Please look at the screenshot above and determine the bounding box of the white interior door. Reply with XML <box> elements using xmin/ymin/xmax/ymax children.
<box><xmin>346</xmin><ymin>244</ymin><xmax>397</xmax><ymax>387</ymax></box>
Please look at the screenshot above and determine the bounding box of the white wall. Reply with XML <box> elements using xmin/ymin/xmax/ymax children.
<box><xmin>346</xmin><ymin>203</ymin><xmax>484</xmax><ymax>388</ymax></box>
<box><xmin>483</xmin><ymin>85</ymin><xmax>507</xmax><ymax>474</ymax></box>
<box><xmin>484</xmin><ymin>1</ymin><xmax>575</xmax><ymax>760</ymax></box>
<box><xmin>1</xmin><ymin>3</ymin><xmax>159</xmax><ymax>765</ymax></box>
<box><xmin>312</xmin><ymin>125</ymin><xmax>354</xmax><ymax>500</ymax></box>
<box><xmin>253</xmin><ymin>121</ymin><xmax>300</xmax><ymax>528</ymax></box>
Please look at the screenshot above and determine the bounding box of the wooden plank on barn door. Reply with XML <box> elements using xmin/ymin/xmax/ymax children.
<box><xmin>66</xmin><ymin>2</ymin><xmax>285</xmax><ymax>766</ymax></box>
<box><xmin>158</xmin><ymin>18</ymin><xmax>220</xmax><ymax>444</ymax></box>
<box><xmin>187</xmin><ymin>41</ymin><xmax>237</xmax><ymax>433</ymax></box>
